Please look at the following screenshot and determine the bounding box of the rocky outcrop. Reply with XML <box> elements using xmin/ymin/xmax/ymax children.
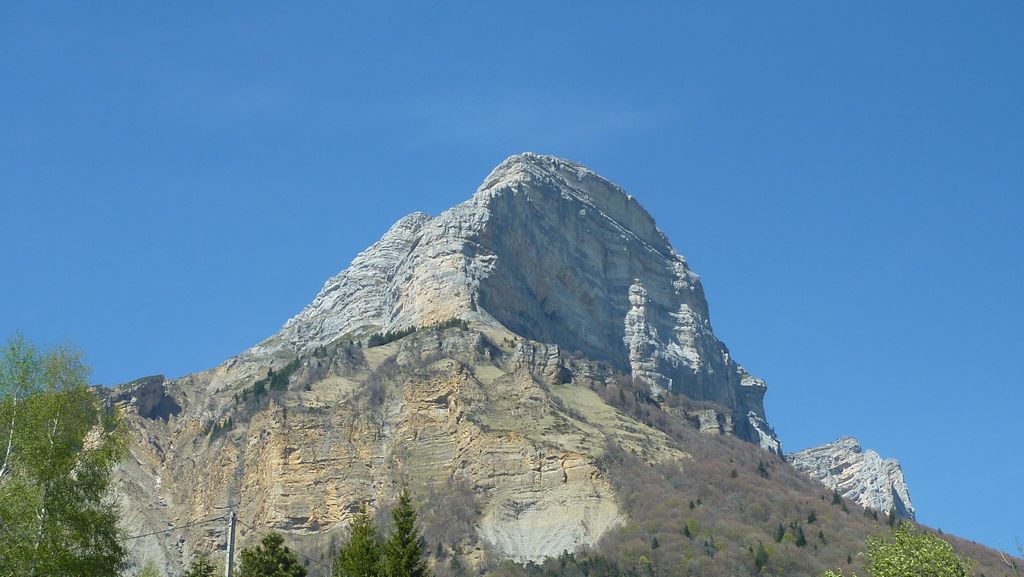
<box><xmin>109</xmin><ymin>154</ymin><xmax>790</xmax><ymax>573</ymax></box>
<box><xmin>788</xmin><ymin>437</ymin><xmax>915</xmax><ymax>519</ymax></box>
<box><xmin>241</xmin><ymin>153</ymin><xmax>777</xmax><ymax>449</ymax></box>
<box><xmin>109</xmin><ymin>326</ymin><xmax>691</xmax><ymax>572</ymax></box>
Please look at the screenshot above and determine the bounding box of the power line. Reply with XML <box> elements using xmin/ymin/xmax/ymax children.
<box><xmin>235</xmin><ymin>518</ymin><xmax>334</xmax><ymax>575</ymax></box>
<box><xmin>119</xmin><ymin>515</ymin><xmax>227</xmax><ymax>543</ymax></box>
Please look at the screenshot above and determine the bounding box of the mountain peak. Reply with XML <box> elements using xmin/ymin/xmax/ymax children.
<box><xmin>478</xmin><ymin>153</ymin><xmax>592</xmax><ymax>191</ymax></box>
<box><xmin>240</xmin><ymin>155</ymin><xmax>778</xmax><ymax>451</ymax></box>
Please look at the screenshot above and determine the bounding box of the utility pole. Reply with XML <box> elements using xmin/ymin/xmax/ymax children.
<box><xmin>225</xmin><ymin>511</ymin><xmax>237</xmax><ymax>577</ymax></box>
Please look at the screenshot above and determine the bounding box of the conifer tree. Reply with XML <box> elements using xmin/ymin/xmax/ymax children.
<box><xmin>774</xmin><ymin>522</ymin><xmax>786</xmax><ymax>543</ymax></box>
<box><xmin>334</xmin><ymin>509</ymin><xmax>382</xmax><ymax>577</ymax></box>
<box><xmin>238</xmin><ymin>532</ymin><xmax>307</xmax><ymax>577</ymax></box>
<box><xmin>753</xmin><ymin>542</ymin><xmax>770</xmax><ymax>571</ymax></box>
<box><xmin>183</xmin><ymin>554</ymin><xmax>219</xmax><ymax>577</ymax></box>
<box><xmin>795</xmin><ymin>524</ymin><xmax>808</xmax><ymax>548</ymax></box>
<box><xmin>382</xmin><ymin>489</ymin><xmax>429</xmax><ymax>577</ymax></box>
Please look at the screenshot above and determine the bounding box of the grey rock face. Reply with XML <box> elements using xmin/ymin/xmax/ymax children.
<box><xmin>241</xmin><ymin>153</ymin><xmax>778</xmax><ymax>449</ymax></box>
<box><xmin>788</xmin><ymin>437</ymin><xmax>915</xmax><ymax>519</ymax></box>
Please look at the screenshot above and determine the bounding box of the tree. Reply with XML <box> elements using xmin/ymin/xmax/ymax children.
<box><xmin>238</xmin><ymin>532</ymin><xmax>307</xmax><ymax>577</ymax></box>
<box><xmin>0</xmin><ymin>334</ymin><xmax>127</xmax><ymax>577</ymax></box>
<box><xmin>753</xmin><ymin>542</ymin><xmax>770</xmax><ymax>572</ymax></box>
<box><xmin>184</xmin><ymin>554</ymin><xmax>220</xmax><ymax>577</ymax></box>
<box><xmin>823</xmin><ymin>523</ymin><xmax>971</xmax><ymax>577</ymax></box>
<box><xmin>139</xmin><ymin>560</ymin><xmax>165</xmax><ymax>577</ymax></box>
<box><xmin>794</xmin><ymin>524</ymin><xmax>808</xmax><ymax>548</ymax></box>
<box><xmin>773</xmin><ymin>523</ymin><xmax>785</xmax><ymax>543</ymax></box>
<box><xmin>865</xmin><ymin>523</ymin><xmax>970</xmax><ymax>577</ymax></box>
<box><xmin>334</xmin><ymin>509</ymin><xmax>382</xmax><ymax>577</ymax></box>
<box><xmin>382</xmin><ymin>489</ymin><xmax>429</xmax><ymax>577</ymax></box>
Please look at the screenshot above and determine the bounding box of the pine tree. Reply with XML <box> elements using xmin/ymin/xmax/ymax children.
<box><xmin>183</xmin><ymin>554</ymin><xmax>219</xmax><ymax>577</ymax></box>
<box><xmin>334</xmin><ymin>509</ymin><xmax>382</xmax><ymax>577</ymax></box>
<box><xmin>382</xmin><ymin>489</ymin><xmax>429</xmax><ymax>577</ymax></box>
<box><xmin>773</xmin><ymin>522</ymin><xmax>785</xmax><ymax>543</ymax></box>
<box><xmin>238</xmin><ymin>532</ymin><xmax>307</xmax><ymax>577</ymax></box>
<box><xmin>795</xmin><ymin>524</ymin><xmax>808</xmax><ymax>548</ymax></box>
<box><xmin>753</xmin><ymin>542</ymin><xmax>770</xmax><ymax>572</ymax></box>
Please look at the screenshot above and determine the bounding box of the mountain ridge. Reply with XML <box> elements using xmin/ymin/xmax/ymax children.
<box><xmin>101</xmin><ymin>154</ymin><xmax>1018</xmax><ymax>577</ymax></box>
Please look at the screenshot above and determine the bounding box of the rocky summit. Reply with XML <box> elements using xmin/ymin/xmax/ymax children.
<box><xmin>788</xmin><ymin>437</ymin><xmax>916</xmax><ymax>519</ymax></box>
<box><xmin>245</xmin><ymin>153</ymin><xmax>779</xmax><ymax>453</ymax></box>
<box><xmin>104</xmin><ymin>154</ymin><xmax>944</xmax><ymax>576</ymax></box>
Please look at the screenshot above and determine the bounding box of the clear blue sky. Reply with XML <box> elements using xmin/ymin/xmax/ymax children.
<box><xmin>2</xmin><ymin>1</ymin><xmax>1021</xmax><ymax>555</ymax></box>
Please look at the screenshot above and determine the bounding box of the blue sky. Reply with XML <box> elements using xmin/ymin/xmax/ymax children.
<box><xmin>2</xmin><ymin>1</ymin><xmax>1021</xmax><ymax>555</ymax></box>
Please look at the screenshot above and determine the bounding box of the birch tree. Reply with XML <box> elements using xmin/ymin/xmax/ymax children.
<box><xmin>0</xmin><ymin>335</ymin><xmax>126</xmax><ymax>577</ymax></box>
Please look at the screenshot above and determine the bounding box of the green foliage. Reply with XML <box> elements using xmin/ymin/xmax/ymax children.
<box><xmin>753</xmin><ymin>542</ymin><xmax>770</xmax><ymax>572</ymax></box>
<box><xmin>210</xmin><ymin>416</ymin><xmax>233</xmax><ymax>439</ymax></box>
<box><xmin>382</xmin><ymin>489</ymin><xmax>429</xmax><ymax>577</ymax></box>
<box><xmin>774</xmin><ymin>522</ymin><xmax>786</xmax><ymax>543</ymax></box>
<box><xmin>253</xmin><ymin>357</ymin><xmax>302</xmax><ymax>395</ymax></box>
<box><xmin>334</xmin><ymin>509</ymin><xmax>382</xmax><ymax>577</ymax></box>
<box><xmin>139</xmin><ymin>559</ymin><xmax>164</xmax><ymax>577</ymax></box>
<box><xmin>865</xmin><ymin>523</ymin><xmax>972</xmax><ymax>577</ymax></box>
<box><xmin>183</xmin><ymin>554</ymin><xmax>219</xmax><ymax>577</ymax></box>
<box><xmin>795</xmin><ymin>524</ymin><xmax>808</xmax><ymax>548</ymax></box>
<box><xmin>499</xmin><ymin>551</ymin><xmax>630</xmax><ymax>577</ymax></box>
<box><xmin>429</xmin><ymin>318</ymin><xmax>469</xmax><ymax>332</ymax></box>
<box><xmin>0</xmin><ymin>334</ymin><xmax>127</xmax><ymax>577</ymax></box>
<box><xmin>238</xmin><ymin>532</ymin><xmax>307</xmax><ymax>577</ymax></box>
<box><xmin>684</xmin><ymin>518</ymin><xmax>698</xmax><ymax>539</ymax></box>
<box><xmin>236</xmin><ymin>357</ymin><xmax>303</xmax><ymax>408</ymax></box>
<box><xmin>367</xmin><ymin>318</ymin><xmax>468</xmax><ymax>348</ymax></box>
<box><xmin>368</xmin><ymin>327</ymin><xmax>418</xmax><ymax>347</ymax></box>
<box><xmin>823</xmin><ymin>523</ymin><xmax>972</xmax><ymax>577</ymax></box>
<box><xmin>832</xmin><ymin>490</ymin><xmax>843</xmax><ymax>505</ymax></box>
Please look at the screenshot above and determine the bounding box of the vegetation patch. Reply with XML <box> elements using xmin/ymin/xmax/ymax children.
<box><xmin>367</xmin><ymin>318</ymin><xmax>470</xmax><ymax>347</ymax></box>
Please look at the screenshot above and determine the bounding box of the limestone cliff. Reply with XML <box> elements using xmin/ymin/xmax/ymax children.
<box><xmin>107</xmin><ymin>154</ymin><xmax>792</xmax><ymax>574</ymax></box>
<box><xmin>788</xmin><ymin>437</ymin><xmax>916</xmax><ymax>519</ymax></box>
<box><xmin>244</xmin><ymin>153</ymin><xmax>777</xmax><ymax>449</ymax></box>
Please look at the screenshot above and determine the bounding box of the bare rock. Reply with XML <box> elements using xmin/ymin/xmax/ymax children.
<box><xmin>788</xmin><ymin>437</ymin><xmax>916</xmax><ymax>519</ymax></box>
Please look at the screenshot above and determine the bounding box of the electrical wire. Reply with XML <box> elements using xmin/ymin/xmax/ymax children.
<box><xmin>235</xmin><ymin>518</ymin><xmax>334</xmax><ymax>575</ymax></box>
<box><xmin>118</xmin><ymin>515</ymin><xmax>227</xmax><ymax>542</ymax></box>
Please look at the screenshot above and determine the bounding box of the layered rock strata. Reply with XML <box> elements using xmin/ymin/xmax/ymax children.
<box><xmin>788</xmin><ymin>437</ymin><xmax>916</xmax><ymax>519</ymax></box>
<box><xmin>243</xmin><ymin>153</ymin><xmax>778</xmax><ymax>450</ymax></box>
<box><xmin>108</xmin><ymin>153</ymin><xmax>797</xmax><ymax>573</ymax></box>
